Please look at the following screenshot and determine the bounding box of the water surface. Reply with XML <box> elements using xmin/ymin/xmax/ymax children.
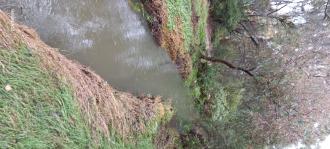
<box><xmin>1</xmin><ymin>0</ymin><xmax>197</xmax><ymax>121</ymax></box>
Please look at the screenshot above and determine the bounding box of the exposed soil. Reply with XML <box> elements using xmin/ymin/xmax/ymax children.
<box><xmin>140</xmin><ymin>0</ymin><xmax>192</xmax><ymax>79</ymax></box>
<box><xmin>0</xmin><ymin>10</ymin><xmax>171</xmax><ymax>140</ymax></box>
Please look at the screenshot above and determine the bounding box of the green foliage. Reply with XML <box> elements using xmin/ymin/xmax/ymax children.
<box><xmin>212</xmin><ymin>27</ymin><xmax>229</xmax><ymax>47</ymax></box>
<box><xmin>185</xmin><ymin>0</ymin><xmax>209</xmax><ymax>99</ymax></box>
<box><xmin>188</xmin><ymin>0</ymin><xmax>245</xmax><ymax>121</ymax></box>
<box><xmin>133</xmin><ymin>105</ymin><xmax>174</xmax><ymax>149</ymax></box>
<box><xmin>0</xmin><ymin>46</ymin><xmax>90</xmax><ymax>148</ymax></box>
<box><xmin>0</xmin><ymin>46</ymin><xmax>166</xmax><ymax>148</ymax></box>
<box><xmin>200</xmin><ymin>65</ymin><xmax>244</xmax><ymax>122</ymax></box>
<box><xmin>193</xmin><ymin>0</ymin><xmax>208</xmax><ymax>47</ymax></box>
<box><xmin>210</xmin><ymin>0</ymin><xmax>244</xmax><ymax>30</ymax></box>
<box><xmin>185</xmin><ymin>51</ymin><xmax>202</xmax><ymax>98</ymax></box>
<box><xmin>128</xmin><ymin>0</ymin><xmax>153</xmax><ymax>23</ymax></box>
<box><xmin>166</xmin><ymin>0</ymin><xmax>193</xmax><ymax>51</ymax></box>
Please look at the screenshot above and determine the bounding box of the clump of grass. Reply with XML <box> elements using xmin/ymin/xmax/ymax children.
<box><xmin>0</xmin><ymin>46</ymin><xmax>90</xmax><ymax>148</ymax></box>
<box><xmin>128</xmin><ymin>0</ymin><xmax>153</xmax><ymax>23</ymax></box>
<box><xmin>185</xmin><ymin>0</ymin><xmax>209</xmax><ymax>97</ymax></box>
<box><xmin>166</xmin><ymin>0</ymin><xmax>193</xmax><ymax>52</ymax></box>
<box><xmin>210</xmin><ymin>0</ymin><xmax>243</xmax><ymax>30</ymax></box>
<box><xmin>0</xmin><ymin>46</ymin><xmax>167</xmax><ymax>148</ymax></box>
<box><xmin>129</xmin><ymin>103</ymin><xmax>174</xmax><ymax>149</ymax></box>
<box><xmin>193</xmin><ymin>0</ymin><xmax>208</xmax><ymax>46</ymax></box>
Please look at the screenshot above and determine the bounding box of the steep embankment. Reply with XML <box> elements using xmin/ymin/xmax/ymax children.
<box><xmin>0</xmin><ymin>10</ymin><xmax>171</xmax><ymax>148</ymax></box>
<box><xmin>137</xmin><ymin>0</ymin><xmax>213</xmax><ymax>148</ymax></box>
<box><xmin>139</xmin><ymin>0</ymin><xmax>208</xmax><ymax>79</ymax></box>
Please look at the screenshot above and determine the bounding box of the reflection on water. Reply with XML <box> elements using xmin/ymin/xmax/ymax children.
<box><xmin>1</xmin><ymin>0</ymin><xmax>197</xmax><ymax>121</ymax></box>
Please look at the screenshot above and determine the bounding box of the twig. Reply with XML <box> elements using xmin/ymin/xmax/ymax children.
<box><xmin>248</xmin><ymin>14</ymin><xmax>290</xmax><ymax>26</ymax></box>
<box><xmin>0</xmin><ymin>60</ymin><xmax>6</xmax><ymax>73</ymax></box>
<box><xmin>240</xmin><ymin>22</ymin><xmax>260</xmax><ymax>47</ymax></box>
<box><xmin>267</xmin><ymin>4</ymin><xmax>288</xmax><ymax>16</ymax></box>
<box><xmin>201</xmin><ymin>54</ymin><xmax>255</xmax><ymax>77</ymax></box>
<box><xmin>324</xmin><ymin>0</ymin><xmax>330</xmax><ymax>20</ymax></box>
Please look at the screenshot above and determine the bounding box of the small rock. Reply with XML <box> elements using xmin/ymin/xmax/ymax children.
<box><xmin>303</xmin><ymin>3</ymin><xmax>314</xmax><ymax>12</ymax></box>
<box><xmin>146</xmin><ymin>94</ymin><xmax>152</xmax><ymax>98</ymax></box>
<box><xmin>5</xmin><ymin>84</ymin><xmax>12</xmax><ymax>91</ymax></box>
<box><xmin>323</xmin><ymin>23</ymin><xmax>328</xmax><ymax>27</ymax></box>
<box><xmin>290</xmin><ymin>16</ymin><xmax>307</xmax><ymax>25</ymax></box>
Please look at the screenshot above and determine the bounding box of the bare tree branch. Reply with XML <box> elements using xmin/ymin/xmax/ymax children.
<box><xmin>324</xmin><ymin>0</ymin><xmax>330</xmax><ymax>20</ymax></box>
<box><xmin>200</xmin><ymin>54</ymin><xmax>255</xmax><ymax>77</ymax></box>
<box><xmin>267</xmin><ymin>4</ymin><xmax>288</xmax><ymax>16</ymax></box>
<box><xmin>248</xmin><ymin>14</ymin><xmax>291</xmax><ymax>26</ymax></box>
<box><xmin>240</xmin><ymin>22</ymin><xmax>260</xmax><ymax>47</ymax></box>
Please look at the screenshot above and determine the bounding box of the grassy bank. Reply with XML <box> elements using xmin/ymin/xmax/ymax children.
<box><xmin>0</xmin><ymin>46</ymin><xmax>91</xmax><ymax>148</ymax></box>
<box><xmin>134</xmin><ymin>0</ymin><xmax>250</xmax><ymax>147</ymax></box>
<box><xmin>0</xmin><ymin>10</ymin><xmax>173</xmax><ymax>148</ymax></box>
<box><xmin>131</xmin><ymin>0</ymin><xmax>208</xmax><ymax>96</ymax></box>
<box><xmin>0</xmin><ymin>45</ymin><xmax>165</xmax><ymax>148</ymax></box>
<box><xmin>127</xmin><ymin>0</ymin><xmax>320</xmax><ymax>148</ymax></box>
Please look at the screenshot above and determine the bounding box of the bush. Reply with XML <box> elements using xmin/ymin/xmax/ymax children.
<box><xmin>200</xmin><ymin>65</ymin><xmax>243</xmax><ymax>122</ymax></box>
<box><xmin>210</xmin><ymin>0</ymin><xmax>244</xmax><ymax>30</ymax></box>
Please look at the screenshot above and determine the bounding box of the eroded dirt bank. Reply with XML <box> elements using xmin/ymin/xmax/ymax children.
<box><xmin>0</xmin><ymin>10</ymin><xmax>171</xmax><ymax>145</ymax></box>
<box><xmin>140</xmin><ymin>0</ymin><xmax>193</xmax><ymax>79</ymax></box>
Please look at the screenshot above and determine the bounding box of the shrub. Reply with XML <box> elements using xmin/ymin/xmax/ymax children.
<box><xmin>210</xmin><ymin>0</ymin><xmax>244</xmax><ymax>30</ymax></box>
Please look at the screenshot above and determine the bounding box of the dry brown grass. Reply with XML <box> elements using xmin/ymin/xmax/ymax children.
<box><xmin>141</xmin><ymin>0</ymin><xmax>192</xmax><ymax>79</ymax></box>
<box><xmin>0</xmin><ymin>10</ymin><xmax>170</xmax><ymax>141</ymax></box>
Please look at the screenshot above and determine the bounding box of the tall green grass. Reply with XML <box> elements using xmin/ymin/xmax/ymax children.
<box><xmin>166</xmin><ymin>0</ymin><xmax>193</xmax><ymax>52</ymax></box>
<box><xmin>210</xmin><ymin>0</ymin><xmax>243</xmax><ymax>30</ymax></box>
<box><xmin>0</xmin><ymin>46</ymin><xmax>91</xmax><ymax>148</ymax></box>
<box><xmin>185</xmin><ymin>0</ymin><xmax>209</xmax><ymax>101</ymax></box>
<box><xmin>193</xmin><ymin>0</ymin><xmax>208</xmax><ymax>46</ymax></box>
<box><xmin>0</xmin><ymin>46</ymin><xmax>166</xmax><ymax>148</ymax></box>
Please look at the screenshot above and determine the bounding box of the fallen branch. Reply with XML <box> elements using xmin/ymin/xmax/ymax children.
<box><xmin>324</xmin><ymin>0</ymin><xmax>330</xmax><ymax>20</ymax></box>
<box><xmin>240</xmin><ymin>22</ymin><xmax>260</xmax><ymax>47</ymax></box>
<box><xmin>249</xmin><ymin>14</ymin><xmax>288</xmax><ymax>23</ymax></box>
<box><xmin>267</xmin><ymin>4</ymin><xmax>288</xmax><ymax>16</ymax></box>
<box><xmin>248</xmin><ymin>14</ymin><xmax>292</xmax><ymax>27</ymax></box>
<box><xmin>201</xmin><ymin>54</ymin><xmax>255</xmax><ymax>77</ymax></box>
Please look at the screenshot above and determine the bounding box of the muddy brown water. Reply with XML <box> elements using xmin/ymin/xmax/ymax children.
<box><xmin>0</xmin><ymin>0</ymin><xmax>197</xmax><ymax>122</ymax></box>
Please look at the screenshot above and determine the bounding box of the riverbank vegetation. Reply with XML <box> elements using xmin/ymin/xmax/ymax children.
<box><xmin>1</xmin><ymin>0</ymin><xmax>327</xmax><ymax>148</ymax></box>
<box><xmin>134</xmin><ymin>0</ymin><xmax>250</xmax><ymax>147</ymax></box>
<box><xmin>0</xmin><ymin>46</ymin><xmax>90</xmax><ymax>148</ymax></box>
<box><xmin>0</xmin><ymin>10</ymin><xmax>173</xmax><ymax>148</ymax></box>
<box><xmin>135</xmin><ymin>0</ymin><xmax>314</xmax><ymax>148</ymax></box>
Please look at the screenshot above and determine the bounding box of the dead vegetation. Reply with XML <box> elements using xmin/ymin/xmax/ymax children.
<box><xmin>325</xmin><ymin>0</ymin><xmax>330</xmax><ymax>20</ymax></box>
<box><xmin>0</xmin><ymin>10</ymin><xmax>171</xmax><ymax>142</ymax></box>
<box><xmin>140</xmin><ymin>0</ymin><xmax>192</xmax><ymax>79</ymax></box>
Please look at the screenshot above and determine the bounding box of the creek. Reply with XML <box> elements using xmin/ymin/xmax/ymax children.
<box><xmin>1</xmin><ymin>0</ymin><xmax>197</xmax><ymax>122</ymax></box>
